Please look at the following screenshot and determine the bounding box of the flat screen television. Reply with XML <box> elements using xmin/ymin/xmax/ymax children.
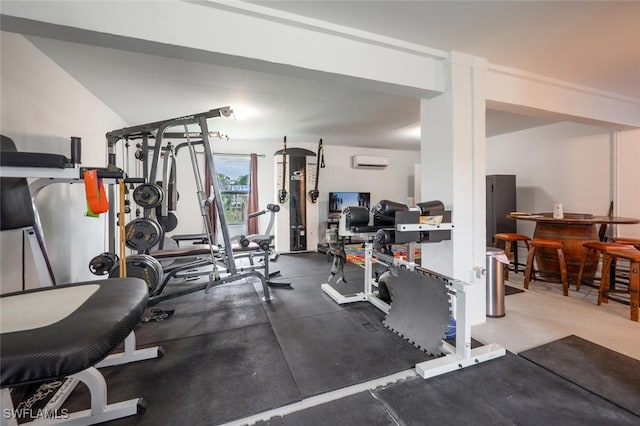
<box><xmin>329</xmin><ymin>192</ymin><xmax>371</xmax><ymax>219</ymax></box>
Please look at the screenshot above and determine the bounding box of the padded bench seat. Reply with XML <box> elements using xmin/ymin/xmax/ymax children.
<box><xmin>0</xmin><ymin>151</ymin><xmax>70</xmax><ymax>169</ymax></box>
<box><xmin>150</xmin><ymin>244</ymin><xmax>219</xmax><ymax>259</ymax></box>
<box><xmin>1</xmin><ymin>278</ymin><xmax>148</xmax><ymax>388</ymax></box>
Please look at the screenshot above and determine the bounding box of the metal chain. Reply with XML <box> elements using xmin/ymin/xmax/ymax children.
<box><xmin>16</xmin><ymin>381</ymin><xmax>62</xmax><ymax>410</ymax></box>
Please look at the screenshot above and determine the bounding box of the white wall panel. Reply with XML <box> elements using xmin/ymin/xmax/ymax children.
<box><xmin>0</xmin><ymin>33</ymin><xmax>126</xmax><ymax>292</ymax></box>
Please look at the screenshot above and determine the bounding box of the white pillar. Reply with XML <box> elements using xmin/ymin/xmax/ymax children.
<box><xmin>419</xmin><ymin>52</ymin><xmax>488</xmax><ymax>324</ymax></box>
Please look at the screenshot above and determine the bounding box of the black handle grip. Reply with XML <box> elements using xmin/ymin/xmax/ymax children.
<box><xmin>266</xmin><ymin>204</ymin><xmax>280</xmax><ymax>213</ymax></box>
<box><xmin>248</xmin><ymin>210</ymin><xmax>266</xmax><ymax>219</ymax></box>
<box><xmin>70</xmin><ymin>136</ymin><xmax>81</xmax><ymax>164</ymax></box>
<box><xmin>125</xmin><ymin>177</ymin><xmax>146</xmax><ymax>184</ymax></box>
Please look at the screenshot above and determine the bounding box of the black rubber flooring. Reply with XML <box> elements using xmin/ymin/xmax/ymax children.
<box><xmin>58</xmin><ymin>252</ymin><xmax>639</xmax><ymax>425</ymax></box>
<box><xmin>520</xmin><ymin>334</ymin><xmax>640</xmax><ymax>416</ymax></box>
<box><xmin>259</xmin><ymin>352</ymin><xmax>640</xmax><ymax>426</ymax></box>
<box><xmin>504</xmin><ymin>284</ymin><xmax>525</xmax><ymax>295</ymax></box>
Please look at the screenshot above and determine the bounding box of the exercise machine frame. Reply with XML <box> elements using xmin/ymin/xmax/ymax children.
<box><xmin>321</xmin><ymin>215</ymin><xmax>505</xmax><ymax>379</ymax></box>
<box><xmin>106</xmin><ymin>107</ymin><xmax>273</xmax><ymax>302</ymax></box>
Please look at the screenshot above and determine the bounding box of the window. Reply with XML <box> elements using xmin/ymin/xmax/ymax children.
<box><xmin>214</xmin><ymin>156</ymin><xmax>250</xmax><ymax>226</ymax></box>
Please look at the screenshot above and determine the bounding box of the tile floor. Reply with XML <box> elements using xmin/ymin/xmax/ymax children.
<box><xmin>472</xmin><ymin>271</ymin><xmax>640</xmax><ymax>360</ymax></box>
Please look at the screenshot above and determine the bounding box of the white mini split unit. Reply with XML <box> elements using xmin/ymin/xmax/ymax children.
<box><xmin>351</xmin><ymin>155</ymin><xmax>390</xmax><ymax>170</ymax></box>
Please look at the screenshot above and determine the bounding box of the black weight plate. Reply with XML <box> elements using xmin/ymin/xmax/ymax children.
<box><xmin>133</xmin><ymin>183</ymin><xmax>164</xmax><ymax>209</ymax></box>
<box><xmin>109</xmin><ymin>254</ymin><xmax>162</xmax><ymax>293</ymax></box>
<box><xmin>125</xmin><ymin>218</ymin><xmax>164</xmax><ymax>251</ymax></box>
<box><xmin>150</xmin><ymin>255</ymin><xmax>164</xmax><ymax>296</ymax></box>
<box><xmin>377</xmin><ymin>271</ymin><xmax>392</xmax><ymax>302</ymax></box>
<box><xmin>89</xmin><ymin>252</ymin><xmax>118</xmax><ymax>275</ymax></box>
<box><xmin>156</xmin><ymin>211</ymin><xmax>178</xmax><ymax>232</ymax></box>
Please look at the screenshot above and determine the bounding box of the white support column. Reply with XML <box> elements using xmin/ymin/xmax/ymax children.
<box><xmin>419</xmin><ymin>52</ymin><xmax>488</xmax><ymax>325</ymax></box>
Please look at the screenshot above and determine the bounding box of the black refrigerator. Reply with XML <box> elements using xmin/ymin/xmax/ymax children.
<box><xmin>486</xmin><ymin>174</ymin><xmax>516</xmax><ymax>245</ymax></box>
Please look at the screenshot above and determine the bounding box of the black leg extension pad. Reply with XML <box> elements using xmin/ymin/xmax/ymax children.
<box><xmin>520</xmin><ymin>335</ymin><xmax>640</xmax><ymax>416</ymax></box>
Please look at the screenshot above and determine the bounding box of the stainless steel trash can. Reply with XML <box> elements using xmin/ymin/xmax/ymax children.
<box><xmin>486</xmin><ymin>247</ymin><xmax>505</xmax><ymax>318</ymax></box>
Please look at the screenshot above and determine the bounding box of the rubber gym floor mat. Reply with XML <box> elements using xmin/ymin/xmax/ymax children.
<box><xmin>505</xmin><ymin>284</ymin><xmax>525</xmax><ymax>295</ymax></box>
<box><xmin>277</xmin><ymin>252</ymin><xmax>364</xmax><ymax>281</ymax></box>
<box><xmin>519</xmin><ymin>334</ymin><xmax>640</xmax><ymax>416</ymax></box>
<box><xmin>63</xmin><ymin>323</ymin><xmax>302</xmax><ymax>426</ymax></box>
<box><xmin>275</xmin><ymin>253</ymin><xmax>339</xmax><ymax>279</ymax></box>
<box><xmin>374</xmin><ymin>352</ymin><xmax>639</xmax><ymax>425</ymax></box>
<box><xmin>270</xmin><ymin>303</ymin><xmax>432</xmax><ymax>398</ymax></box>
<box><xmin>254</xmin><ymin>390</ymin><xmax>398</xmax><ymax>426</ymax></box>
<box><xmin>259</xmin><ymin>278</ymin><xmax>346</xmax><ymax>323</ymax></box>
<box><xmin>133</xmin><ymin>281</ymin><xmax>270</xmax><ymax>346</ymax></box>
<box><xmin>259</xmin><ymin>263</ymin><xmax>366</xmax><ymax>323</ymax></box>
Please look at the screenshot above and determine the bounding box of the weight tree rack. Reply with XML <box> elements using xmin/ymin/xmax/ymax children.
<box><xmin>105</xmin><ymin>107</ymin><xmax>273</xmax><ymax>301</ymax></box>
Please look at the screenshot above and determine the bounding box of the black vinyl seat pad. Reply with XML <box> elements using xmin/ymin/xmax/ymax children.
<box><xmin>0</xmin><ymin>278</ymin><xmax>148</xmax><ymax>388</ymax></box>
<box><xmin>0</xmin><ymin>151</ymin><xmax>70</xmax><ymax>168</ymax></box>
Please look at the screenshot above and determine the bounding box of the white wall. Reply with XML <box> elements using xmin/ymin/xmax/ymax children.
<box><xmin>169</xmin><ymin>137</ymin><xmax>419</xmax><ymax>249</ymax></box>
<box><xmin>487</xmin><ymin>121</ymin><xmax>640</xmax><ymax>240</ymax></box>
<box><xmin>616</xmin><ymin>128</ymin><xmax>640</xmax><ymax>238</ymax></box>
<box><xmin>0</xmin><ymin>32</ymin><xmax>127</xmax><ymax>292</ymax></box>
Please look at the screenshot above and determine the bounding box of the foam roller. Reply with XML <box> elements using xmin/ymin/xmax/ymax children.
<box><xmin>343</xmin><ymin>206</ymin><xmax>370</xmax><ymax>227</ymax></box>
<box><xmin>372</xmin><ymin>200</ymin><xmax>407</xmax><ymax>226</ymax></box>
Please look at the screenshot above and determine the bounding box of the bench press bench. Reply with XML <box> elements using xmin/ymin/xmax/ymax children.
<box><xmin>1</xmin><ymin>278</ymin><xmax>160</xmax><ymax>425</ymax></box>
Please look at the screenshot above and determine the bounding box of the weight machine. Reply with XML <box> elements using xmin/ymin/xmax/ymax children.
<box><xmin>105</xmin><ymin>107</ymin><xmax>273</xmax><ymax>302</ymax></box>
<box><xmin>0</xmin><ymin>135</ymin><xmax>144</xmax><ymax>288</ymax></box>
<box><xmin>322</xmin><ymin>200</ymin><xmax>505</xmax><ymax>379</ymax></box>
<box><xmin>273</xmin><ymin>139</ymin><xmax>321</xmax><ymax>254</ymax></box>
<box><xmin>0</xmin><ymin>136</ymin><xmax>162</xmax><ymax>424</ymax></box>
<box><xmin>146</xmin><ymin>203</ymin><xmax>291</xmax><ymax>304</ymax></box>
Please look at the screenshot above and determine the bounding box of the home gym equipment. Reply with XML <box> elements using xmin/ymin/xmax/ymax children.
<box><xmin>105</xmin><ymin>107</ymin><xmax>273</xmax><ymax>302</ymax></box>
<box><xmin>83</xmin><ymin>169</ymin><xmax>109</xmax><ymax>214</ymax></box>
<box><xmin>277</xmin><ymin>136</ymin><xmax>288</xmax><ymax>204</ymax></box>
<box><xmin>308</xmin><ymin>138</ymin><xmax>324</xmax><ymax>203</ymax></box>
<box><xmin>1</xmin><ymin>135</ymin><xmax>144</xmax><ymax>289</ymax></box>
<box><xmin>0</xmin><ymin>279</ymin><xmax>162</xmax><ymax>425</ymax></box>
<box><xmin>0</xmin><ymin>138</ymin><xmax>162</xmax><ymax>424</ymax></box>
<box><xmin>132</xmin><ymin>183</ymin><xmax>163</xmax><ymax>209</ymax></box>
<box><xmin>89</xmin><ymin>252</ymin><xmax>119</xmax><ymax>276</ymax></box>
<box><xmin>322</xmin><ymin>199</ymin><xmax>505</xmax><ymax>379</ymax></box>
<box><xmin>109</xmin><ymin>254</ymin><xmax>163</xmax><ymax>293</ymax></box>
<box><xmin>125</xmin><ymin>217</ymin><xmax>164</xmax><ymax>251</ymax></box>
<box><xmin>236</xmin><ymin>203</ymin><xmax>280</xmax><ymax>250</ymax></box>
<box><xmin>148</xmin><ymin>203</ymin><xmax>291</xmax><ymax>300</ymax></box>
<box><xmin>157</xmin><ymin>212</ymin><xmax>179</xmax><ymax>233</ymax></box>
<box><xmin>273</xmin><ymin>139</ymin><xmax>320</xmax><ymax>254</ymax></box>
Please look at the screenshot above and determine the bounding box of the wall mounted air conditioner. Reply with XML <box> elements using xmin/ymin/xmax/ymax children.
<box><xmin>351</xmin><ymin>155</ymin><xmax>390</xmax><ymax>170</ymax></box>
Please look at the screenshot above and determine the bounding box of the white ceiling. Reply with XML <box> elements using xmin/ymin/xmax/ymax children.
<box><xmin>256</xmin><ymin>0</ymin><xmax>640</xmax><ymax>99</ymax></box>
<box><xmin>6</xmin><ymin>1</ymin><xmax>640</xmax><ymax>150</ymax></box>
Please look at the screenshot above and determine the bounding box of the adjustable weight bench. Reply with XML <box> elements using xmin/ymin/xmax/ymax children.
<box><xmin>1</xmin><ymin>278</ymin><xmax>160</xmax><ymax>425</ymax></box>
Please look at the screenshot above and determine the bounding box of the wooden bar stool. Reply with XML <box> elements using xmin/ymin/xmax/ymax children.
<box><xmin>493</xmin><ymin>233</ymin><xmax>531</xmax><ymax>280</ymax></box>
<box><xmin>599</xmin><ymin>247</ymin><xmax>640</xmax><ymax>322</ymax></box>
<box><xmin>524</xmin><ymin>238</ymin><xmax>569</xmax><ymax>296</ymax></box>
<box><xmin>612</xmin><ymin>237</ymin><xmax>640</xmax><ymax>249</ymax></box>
<box><xmin>575</xmin><ymin>240</ymin><xmax>628</xmax><ymax>291</ymax></box>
